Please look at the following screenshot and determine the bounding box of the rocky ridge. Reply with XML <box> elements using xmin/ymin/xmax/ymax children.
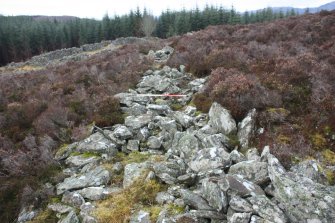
<box><xmin>18</xmin><ymin>49</ymin><xmax>335</xmax><ymax>222</ymax></box>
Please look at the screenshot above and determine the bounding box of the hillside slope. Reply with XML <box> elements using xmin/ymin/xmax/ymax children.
<box><xmin>0</xmin><ymin>11</ymin><xmax>335</xmax><ymax>222</ymax></box>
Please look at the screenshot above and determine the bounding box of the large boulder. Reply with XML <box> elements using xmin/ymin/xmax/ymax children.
<box><xmin>188</xmin><ymin>147</ymin><xmax>231</xmax><ymax>173</ymax></box>
<box><xmin>208</xmin><ymin>102</ymin><xmax>237</xmax><ymax>135</ymax></box>
<box><xmin>267</xmin><ymin>153</ymin><xmax>335</xmax><ymax>222</ymax></box>
<box><xmin>228</xmin><ymin>160</ymin><xmax>269</xmax><ymax>186</ymax></box>
<box><xmin>56</xmin><ymin>166</ymin><xmax>110</xmax><ymax>195</ymax></box>
<box><xmin>153</xmin><ymin>159</ymin><xmax>186</xmax><ymax>185</ymax></box>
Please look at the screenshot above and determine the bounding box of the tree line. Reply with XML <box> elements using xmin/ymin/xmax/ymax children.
<box><xmin>0</xmin><ymin>6</ymin><xmax>299</xmax><ymax>66</ymax></box>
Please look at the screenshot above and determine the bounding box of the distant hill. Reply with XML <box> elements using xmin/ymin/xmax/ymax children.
<box><xmin>249</xmin><ymin>1</ymin><xmax>335</xmax><ymax>14</ymax></box>
<box><xmin>31</xmin><ymin>15</ymin><xmax>78</xmax><ymax>21</ymax></box>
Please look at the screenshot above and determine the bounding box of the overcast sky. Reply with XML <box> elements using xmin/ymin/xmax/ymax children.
<box><xmin>0</xmin><ymin>0</ymin><xmax>332</xmax><ymax>19</ymax></box>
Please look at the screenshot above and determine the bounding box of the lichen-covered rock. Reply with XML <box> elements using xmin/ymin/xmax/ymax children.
<box><xmin>224</xmin><ymin>175</ymin><xmax>265</xmax><ymax>197</ymax></box>
<box><xmin>62</xmin><ymin>191</ymin><xmax>85</xmax><ymax>208</ymax></box>
<box><xmin>147</xmin><ymin>136</ymin><xmax>162</xmax><ymax>149</ymax></box>
<box><xmin>130</xmin><ymin>210</ymin><xmax>151</xmax><ymax>223</ymax></box>
<box><xmin>155</xmin><ymin>192</ymin><xmax>175</xmax><ymax>204</ymax></box>
<box><xmin>208</xmin><ymin>102</ymin><xmax>237</xmax><ymax>135</ymax></box>
<box><xmin>188</xmin><ymin>147</ymin><xmax>231</xmax><ymax>173</ymax></box>
<box><xmin>125</xmin><ymin>115</ymin><xmax>152</xmax><ymax>130</ymax></box>
<box><xmin>77</xmin><ymin>187</ymin><xmax>111</xmax><ymax>201</ymax></box>
<box><xmin>246</xmin><ymin>148</ymin><xmax>261</xmax><ymax>161</ymax></box>
<box><xmin>56</xmin><ymin>166</ymin><xmax>110</xmax><ymax>195</ymax></box>
<box><xmin>17</xmin><ymin>207</ymin><xmax>38</xmax><ymax>223</ymax></box>
<box><xmin>127</xmin><ymin>140</ymin><xmax>140</xmax><ymax>152</ymax></box>
<box><xmin>47</xmin><ymin>203</ymin><xmax>74</xmax><ymax>214</ymax></box>
<box><xmin>59</xmin><ymin>210</ymin><xmax>79</xmax><ymax>223</ymax></box>
<box><xmin>172</xmin><ymin>111</ymin><xmax>194</xmax><ymax>128</ymax></box>
<box><xmin>65</xmin><ymin>155</ymin><xmax>100</xmax><ymax>168</ymax></box>
<box><xmin>229</xmin><ymin>160</ymin><xmax>269</xmax><ymax>186</ymax></box>
<box><xmin>123</xmin><ymin>162</ymin><xmax>150</xmax><ymax>188</ymax></box>
<box><xmin>201</xmin><ymin>133</ymin><xmax>230</xmax><ymax>149</ymax></box>
<box><xmin>112</xmin><ymin>125</ymin><xmax>133</xmax><ymax>140</ymax></box>
<box><xmin>179</xmin><ymin>189</ymin><xmax>214</xmax><ymax>210</ymax></box>
<box><xmin>228</xmin><ymin>212</ymin><xmax>252</xmax><ymax>223</ymax></box>
<box><xmin>267</xmin><ymin>154</ymin><xmax>335</xmax><ymax>222</ymax></box>
<box><xmin>229</xmin><ymin>196</ymin><xmax>253</xmax><ymax>213</ymax></box>
<box><xmin>201</xmin><ymin>177</ymin><xmax>228</xmax><ymax>212</ymax></box>
<box><xmin>147</xmin><ymin>104</ymin><xmax>171</xmax><ymax>115</ymax></box>
<box><xmin>237</xmin><ymin>109</ymin><xmax>256</xmax><ymax>150</ymax></box>
<box><xmin>172</xmin><ymin>132</ymin><xmax>200</xmax><ymax>160</ymax></box>
<box><xmin>153</xmin><ymin>159</ymin><xmax>186</xmax><ymax>184</ymax></box>
<box><xmin>290</xmin><ymin>159</ymin><xmax>328</xmax><ymax>184</ymax></box>
<box><xmin>75</xmin><ymin>132</ymin><xmax>117</xmax><ymax>155</ymax></box>
<box><xmin>229</xmin><ymin>150</ymin><xmax>247</xmax><ymax>164</ymax></box>
<box><xmin>247</xmin><ymin>195</ymin><xmax>288</xmax><ymax>223</ymax></box>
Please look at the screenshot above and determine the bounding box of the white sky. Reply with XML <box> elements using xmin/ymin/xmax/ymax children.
<box><xmin>0</xmin><ymin>0</ymin><xmax>332</xmax><ymax>19</ymax></box>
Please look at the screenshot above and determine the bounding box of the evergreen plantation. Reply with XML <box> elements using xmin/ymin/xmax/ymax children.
<box><xmin>0</xmin><ymin>6</ymin><xmax>299</xmax><ymax>66</ymax></box>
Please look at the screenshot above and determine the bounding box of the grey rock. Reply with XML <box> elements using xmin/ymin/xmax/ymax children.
<box><xmin>76</xmin><ymin>132</ymin><xmax>117</xmax><ymax>155</ymax></box>
<box><xmin>65</xmin><ymin>155</ymin><xmax>100</xmax><ymax>168</ymax></box>
<box><xmin>208</xmin><ymin>102</ymin><xmax>237</xmax><ymax>135</ymax></box>
<box><xmin>290</xmin><ymin>159</ymin><xmax>328</xmax><ymax>184</ymax></box>
<box><xmin>147</xmin><ymin>136</ymin><xmax>162</xmax><ymax>149</ymax></box>
<box><xmin>229</xmin><ymin>160</ymin><xmax>269</xmax><ymax>186</ymax></box>
<box><xmin>127</xmin><ymin>140</ymin><xmax>139</xmax><ymax>152</ymax></box>
<box><xmin>250</xmin><ymin>215</ymin><xmax>271</xmax><ymax>223</ymax></box>
<box><xmin>201</xmin><ymin>177</ymin><xmax>228</xmax><ymax>212</ymax></box>
<box><xmin>17</xmin><ymin>207</ymin><xmax>38</xmax><ymax>223</ymax></box>
<box><xmin>153</xmin><ymin>160</ymin><xmax>186</xmax><ymax>184</ymax></box>
<box><xmin>201</xmin><ymin>133</ymin><xmax>230</xmax><ymax>149</ymax></box>
<box><xmin>137</xmin><ymin>127</ymin><xmax>150</xmax><ymax>142</ymax></box>
<box><xmin>228</xmin><ymin>212</ymin><xmax>251</xmax><ymax>223</ymax></box>
<box><xmin>130</xmin><ymin>210</ymin><xmax>151</xmax><ymax>223</ymax></box>
<box><xmin>47</xmin><ymin>203</ymin><xmax>74</xmax><ymax>214</ymax></box>
<box><xmin>238</xmin><ymin>109</ymin><xmax>256</xmax><ymax>150</ymax></box>
<box><xmin>115</xmin><ymin>93</ymin><xmax>151</xmax><ymax>107</ymax></box>
<box><xmin>184</xmin><ymin>106</ymin><xmax>197</xmax><ymax>116</ymax></box>
<box><xmin>112</xmin><ymin>125</ymin><xmax>133</xmax><ymax>140</ymax></box>
<box><xmin>246</xmin><ymin>148</ymin><xmax>261</xmax><ymax>161</ymax></box>
<box><xmin>267</xmin><ymin>153</ymin><xmax>335</xmax><ymax>222</ymax></box>
<box><xmin>189</xmin><ymin>147</ymin><xmax>231</xmax><ymax>173</ymax></box>
<box><xmin>229</xmin><ymin>196</ymin><xmax>253</xmax><ymax>213</ymax></box>
<box><xmin>190</xmin><ymin>210</ymin><xmax>227</xmax><ymax>220</ymax></box>
<box><xmin>62</xmin><ymin>191</ymin><xmax>85</xmax><ymax>208</ymax></box>
<box><xmin>223</xmin><ymin>175</ymin><xmax>265</xmax><ymax>197</ymax></box>
<box><xmin>157</xmin><ymin>117</ymin><xmax>178</xmax><ymax>134</ymax></box>
<box><xmin>177</xmin><ymin>173</ymin><xmax>197</xmax><ymax>186</ymax></box>
<box><xmin>112</xmin><ymin>162</ymin><xmax>123</xmax><ymax>174</ymax></box>
<box><xmin>77</xmin><ymin>187</ymin><xmax>110</xmax><ymax>201</ymax></box>
<box><xmin>230</xmin><ymin>150</ymin><xmax>247</xmax><ymax>164</ymax></box>
<box><xmin>59</xmin><ymin>211</ymin><xmax>79</xmax><ymax>223</ymax></box>
<box><xmin>172</xmin><ymin>132</ymin><xmax>200</xmax><ymax>160</ymax></box>
<box><xmin>172</xmin><ymin>111</ymin><xmax>194</xmax><ymax>128</ymax></box>
<box><xmin>156</xmin><ymin>192</ymin><xmax>175</xmax><ymax>204</ymax></box>
<box><xmin>147</xmin><ymin>104</ymin><xmax>171</xmax><ymax>115</ymax></box>
<box><xmin>179</xmin><ymin>189</ymin><xmax>214</xmax><ymax>210</ymax></box>
<box><xmin>125</xmin><ymin>115</ymin><xmax>152</xmax><ymax>130</ymax></box>
<box><xmin>80</xmin><ymin>202</ymin><xmax>96</xmax><ymax>217</ymax></box>
<box><xmin>188</xmin><ymin>78</ymin><xmax>207</xmax><ymax>92</ymax></box>
<box><xmin>57</xmin><ymin>166</ymin><xmax>110</xmax><ymax>195</ymax></box>
<box><xmin>123</xmin><ymin>162</ymin><xmax>150</xmax><ymax>188</ymax></box>
<box><xmin>247</xmin><ymin>195</ymin><xmax>288</xmax><ymax>223</ymax></box>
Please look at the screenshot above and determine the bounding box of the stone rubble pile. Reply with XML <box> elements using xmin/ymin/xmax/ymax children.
<box><xmin>18</xmin><ymin>62</ymin><xmax>335</xmax><ymax>223</ymax></box>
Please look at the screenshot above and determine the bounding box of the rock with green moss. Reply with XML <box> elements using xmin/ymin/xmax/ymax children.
<box><xmin>55</xmin><ymin>143</ymin><xmax>78</xmax><ymax>161</ymax></box>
